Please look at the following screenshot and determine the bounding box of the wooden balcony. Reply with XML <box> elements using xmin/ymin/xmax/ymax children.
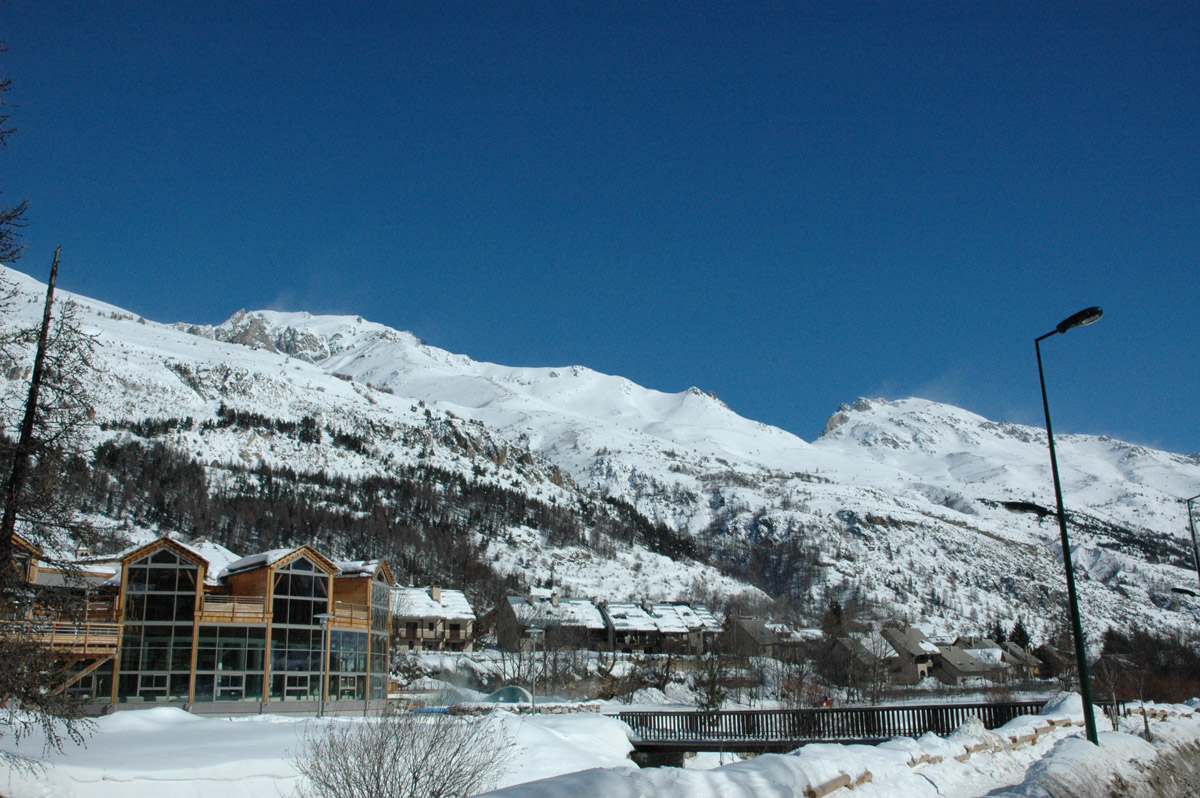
<box><xmin>0</xmin><ymin>619</ymin><xmax>121</xmax><ymax>654</ymax></box>
<box><xmin>197</xmin><ymin>595</ymin><xmax>271</xmax><ymax>624</ymax></box>
<box><xmin>83</xmin><ymin>598</ymin><xmax>120</xmax><ymax>623</ymax></box>
<box><xmin>331</xmin><ymin>601</ymin><xmax>370</xmax><ymax>631</ymax></box>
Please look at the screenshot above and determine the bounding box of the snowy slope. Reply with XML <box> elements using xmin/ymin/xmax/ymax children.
<box><xmin>3</xmin><ymin>266</ymin><xmax>1198</xmax><ymax>644</ymax></box>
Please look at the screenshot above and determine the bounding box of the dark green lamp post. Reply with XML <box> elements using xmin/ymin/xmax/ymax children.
<box><xmin>1035</xmin><ymin>305</ymin><xmax>1103</xmax><ymax>745</ymax></box>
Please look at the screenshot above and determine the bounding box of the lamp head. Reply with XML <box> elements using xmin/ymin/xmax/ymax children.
<box><xmin>1055</xmin><ymin>306</ymin><xmax>1103</xmax><ymax>335</ymax></box>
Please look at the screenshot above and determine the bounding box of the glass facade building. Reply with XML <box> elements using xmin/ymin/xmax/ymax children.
<box><xmin>105</xmin><ymin>538</ymin><xmax>392</xmax><ymax>708</ymax></box>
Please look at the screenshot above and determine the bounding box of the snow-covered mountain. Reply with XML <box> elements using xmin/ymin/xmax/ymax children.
<box><xmin>3</xmin><ymin>265</ymin><xmax>1198</xmax><ymax>648</ymax></box>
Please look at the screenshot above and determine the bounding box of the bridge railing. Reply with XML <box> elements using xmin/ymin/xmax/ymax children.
<box><xmin>618</xmin><ymin>701</ymin><xmax>1048</xmax><ymax>745</ymax></box>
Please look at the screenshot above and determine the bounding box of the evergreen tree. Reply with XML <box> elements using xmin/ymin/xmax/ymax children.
<box><xmin>1009</xmin><ymin>617</ymin><xmax>1031</xmax><ymax>649</ymax></box>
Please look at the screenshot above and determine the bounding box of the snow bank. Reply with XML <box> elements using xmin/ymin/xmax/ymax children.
<box><xmin>4</xmin><ymin>696</ymin><xmax>1200</xmax><ymax>798</ymax></box>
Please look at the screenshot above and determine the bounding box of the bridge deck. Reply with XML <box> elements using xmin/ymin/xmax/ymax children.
<box><xmin>618</xmin><ymin>701</ymin><xmax>1048</xmax><ymax>753</ymax></box>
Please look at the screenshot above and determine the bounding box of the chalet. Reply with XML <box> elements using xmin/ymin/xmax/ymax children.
<box><xmin>727</xmin><ymin>616</ymin><xmax>781</xmax><ymax>658</ymax></box>
<box><xmin>834</xmin><ymin>632</ymin><xmax>902</xmax><ymax>685</ymax></box>
<box><xmin>1000</xmin><ymin>641</ymin><xmax>1043</xmax><ymax>678</ymax></box>
<box><xmin>390</xmin><ymin>585</ymin><xmax>476</xmax><ymax>652</ymax></box>
<box><xmin>600</xmin><ymin>601</ymin><xmax>722</xmax><ymax>655</ymax></box>
<box><xmin>497</xmin><ymin>589</ymin><xmax>607</xmax><ymax>650</ymax></box>
<box><xmin>880</xmin><ymin>626</ymin><xmax>939</xmax><ymax>684</ymax></box>
<box><xmin>934</xmin><ymin>645</ymin><xmax>1009</xmax><ymax>685</ymax></box>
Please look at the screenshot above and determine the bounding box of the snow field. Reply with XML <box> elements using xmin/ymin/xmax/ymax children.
<box><xmin>4</xmin><ymin>695</ymin><xmax>1198</xmax><ymax>798</ymax></box>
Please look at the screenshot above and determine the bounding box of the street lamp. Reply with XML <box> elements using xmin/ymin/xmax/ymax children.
<box><xmin>528</xmin><ymin>627</ymin><xmax>543</xmax><ymax>713</ymax></box>
<box><xmin>315</xmin><ymin>613</ymin><xmax>333</xmax><ymax>718</ymax></box>
<box><xmin>1185</xmin><ymin>494</ymin><xmax>1200</xmax><ymax>590</ymax></box>
<box><xmin>1035</xmin><ymin>305</ymin><xmax>1103</xmax><ymax>746</ymax></box>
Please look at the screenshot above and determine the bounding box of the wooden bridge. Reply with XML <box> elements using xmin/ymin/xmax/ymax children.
<box><xmin>618</xmin><ymin>701</ymin><xmax>1048</xmax><ymax>754</ymax></box>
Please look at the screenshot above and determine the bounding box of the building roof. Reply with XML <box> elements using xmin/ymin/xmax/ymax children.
<box><xmin>335</xmin><ymin>560</ymin><xmax>395</xmax><ymax>585</ymax></box>
<box><xmin>1001</xmin><ymin>642</ymin><xmax>1043</xmax><ymax>668</ymax></box>
<box><xmin>603</xmin><ymin>601</ymin><xmax>722</xmax><ymax>634</ymax></box>
<box><xmin>221</xmin><ymin>544</ymin><xmax>338</xmax><ymax>578</ymax></box>
<box><xmin>955</xmin><ymin>636</ymin><xmax>1002</xmax><ymax>650</ymax></box>
<box><xmin>938</xmin><ymin>645</ymin><xmax>1009</xmax><ymax>675</ymax></box>
<box><xmin>392</xmin><ymin>585</ymin><xmax>475</xmax><ymax>621</ymax></box>
<box><xmin>882</xmin><ymin>626</ymin><xmax>941</xmax><ymax>658</ymax></box>
<box><xmin>730</xmin><ymin>616</ymin><xmax>780</xmax><ymax>646</ymax></box>
<box><xmin>507</xmin><ymin>593</ymin><xmax>605</xmax><ymax>631</ymax></box>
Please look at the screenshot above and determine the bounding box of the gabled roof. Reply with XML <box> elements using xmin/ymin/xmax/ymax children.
<box><xmin>955</xmin><ymin>636</ymin><xmax>1002</xmax><ymax>650</ymax></box>
<box><xmin>392</xmin><ymin>585</ymin><xmax>475</xmax><ymax>620</ymax></box>
<box><xmin>937</xmin><ymin>645</ymin><xmax>1003</xmax><ymax>675</ymax></box>
<box><xmin>507</xmin><ymin>593</ymin><xmax>605</xmax><ymax>631</ymax></box>
<box><xmin>729</xmin><ymin>616</ymin><xmax>780</xmax><ymax>646</ymax></box>
<box><xmin>121</xmin><ymin>536</ymin><xmax>212</xmax><ymax>572</ymax></box>
<box><xmin>604</xmin><ymin>601</ymin><xmax>723</xmax><ymax>634</ymax></box>
<box><xmin>882</xmin><ymin>626</ymin><xmax>941</xmax><ymax>659</ymax></box>
<box><xmin>1001</xmin><ymin>642</ymin><xmax>1043</xmax><ymax>668</ymax></box>
<box><xmin>335</xmin><ymin>560</ymin><xmax>395</xmax><ymax>585</ymax></box>
<box><xmin>221</xmin><ymin>544</ymin><xmax>338</xmax><ymax>578</ymax></box>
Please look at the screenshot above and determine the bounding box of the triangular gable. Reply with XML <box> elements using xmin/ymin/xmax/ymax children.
<box><xmin>269</xmin><ymin>545</ymin><xmax>339</xmax><ymax>576</ymax></box>
<box><xmin>121</xmin><ymin>536</ymin><xmax>210</xmax><ymax>573</ymax></box>
<box><xmin>372</xmin><ymin>561</ymin><xmax>396</xmax><ymax>586</ymax></box>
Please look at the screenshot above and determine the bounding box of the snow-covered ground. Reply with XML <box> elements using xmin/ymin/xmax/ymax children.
<box><xmin>3</xmin><ymin>696</ymin><xmax>1197</xmax><ymax>798</ymax></box>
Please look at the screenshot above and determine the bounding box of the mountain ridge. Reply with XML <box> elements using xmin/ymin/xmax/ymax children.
<box><xmin>3</xmin><ymin>266</ymin><xmax>1198</xmax><ymax>647</ymax></box>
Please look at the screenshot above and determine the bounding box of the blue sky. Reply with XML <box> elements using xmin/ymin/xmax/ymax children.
<box><xmin>3</xmin><ymin>2</ymin><xmax>1198</xmax><ymax>457</ymax></box>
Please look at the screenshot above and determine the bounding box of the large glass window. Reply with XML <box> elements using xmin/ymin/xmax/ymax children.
<box><xmin>194</xmin><ymin>625</ymin><xmax>267</xmax><ymax>702</ymax></box>
<box><xmin>330</xmin><ymin>629</ymin><xmax>368</xmax><ymax>700</ymax></box>
<box><xmin>117</xmin><ymin>547</ymin><xmax>199</xmax><ymax>703</ymax></box>
<box><xmin>268</xmin><ymin>556</ymin><xmax>330</xmax><ymax>701</ymax></box>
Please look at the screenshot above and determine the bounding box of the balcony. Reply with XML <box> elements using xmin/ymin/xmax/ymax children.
<box><xmin>197</xmin><ymin>595</ymin><xmax>271</xmax><ymax>624</ymax></box>
<box><xmin>0</xmin><ymin>619</ymin><xmax>121</xmax><ymax>654</ymax></box>
<box><xmin>331</xmin><ymin>601</ymin><xmax>370</xmax><ymax>631</ymax></box>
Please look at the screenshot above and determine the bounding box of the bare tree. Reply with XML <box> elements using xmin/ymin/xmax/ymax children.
<box><xmin>690</xmin><ymin>645</ymin><xmax>732</xmax><ymax>712</ymax></box>
<box><xmin>292</xmin><ymin>709</ymin><xmax>514</xmax><ymax>798</ymax></box>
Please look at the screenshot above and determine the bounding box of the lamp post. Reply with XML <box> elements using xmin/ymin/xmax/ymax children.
<box><xmin>1186</xmin><ymin>494</ymin><xmax>1200</xmax><ymax>590</ymax></box>
<box><xmin>529</xmin><ymin>627</ymin><xmax>543</xmax><ymax>712</ymax></box>
<box><xmin>315</xmin><ymin>612</ymin><xmax>333</xmax><ymax>718</ymax></box>
<box><xmin>1035</xmin><ymin>305</ymin><xmax>1103</xmax><ymax>746</ymax></box>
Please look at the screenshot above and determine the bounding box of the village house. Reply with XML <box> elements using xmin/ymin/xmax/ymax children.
<box><xmin>389</xmin><ymin>584</ymin><xmax>476</xmax><ymax>652</ymax></box>
<box><xmin>1000</xmin><ymin>641</ymin><xmax>1043</xmax><ymax>678</ymax></box>
<box><xmin>727</xmin><ymin>616</ymin><xmax>783</xmax><ymax>658</ymax></box>
<box><xmin>880</xmin><ymin>626</ymin><xmax>940</xmax><ymax>684</ymax></box>
<box><xmin>600</xmin><ymin>600</ymin><xmax>722</xmax><ymax>655</ymax></box>
<box><xmin>934</xmin><ymin>644</ymin><xmax>1010</xmax><ymax>685</ymax></box>
<box><xmin>496</xmin><ymin>588</ymin><xmax>608</xmax><ymax>651</ymax></box>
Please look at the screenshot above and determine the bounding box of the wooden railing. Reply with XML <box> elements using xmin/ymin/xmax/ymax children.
<box><xmin>0</xmin><ymin>619</ymin><xmax>121</xmax><ymax>654</ymax></box>
<box><xmin>197</xmin><ymin>595</ymin><xmax>270</xmax><ymax>624</ymax></box>
<box><xmin>618</xmin><ymin>701</ymin><xmax>1047</xmax><ymax>752</ymax></box>
<box><xmin>332</xmin><ymin>601</ymin><xmax>370</xmax><ymax>630</ymax></box>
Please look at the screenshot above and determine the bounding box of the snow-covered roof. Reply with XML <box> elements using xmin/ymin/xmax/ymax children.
<box><xmin>335</xmin><ymin>559</ymin><xmax>384</xmax><ymax>578</ymax></box>
<box><xmin>222</xmin><ymin>549</ymin><xmax>295</xmax><ymax>576</ymax></box>
<box><xmin>938</xmin><ymin>645</ymin><xmax>1006</xmax><ymax>674</ymax></box>
<box><xmin>968</xmin><ymin>647</ymin><xmax>1007</xmax><ymax>666</ymax></box>
<box><xmin>221</xmin><ymin>545</ymin><xmax>337</xmax><ymax>578</ymax></box>
<box><xmin>179</xmin><ymin>538</ymin><xmax>242</xmax><ymax>585</ymax></box>
<box><xmin>883</xmin><ymin>626</ymin><xmax>941</xmax><ymax>658</ymax></box>
<box><xmin>604</xmin><ymin>601</ymin><xmax>721</xmax><ymax>634</ymax></box>
<box><xmin>508</xmin><ymin>594</ymin><xmax>605</xmax><ymax>631</ymax></box>
<box><xmin>391</xmin><ymin>586</ymin><xmax>475</xmax><ymax>621</ymax></box>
